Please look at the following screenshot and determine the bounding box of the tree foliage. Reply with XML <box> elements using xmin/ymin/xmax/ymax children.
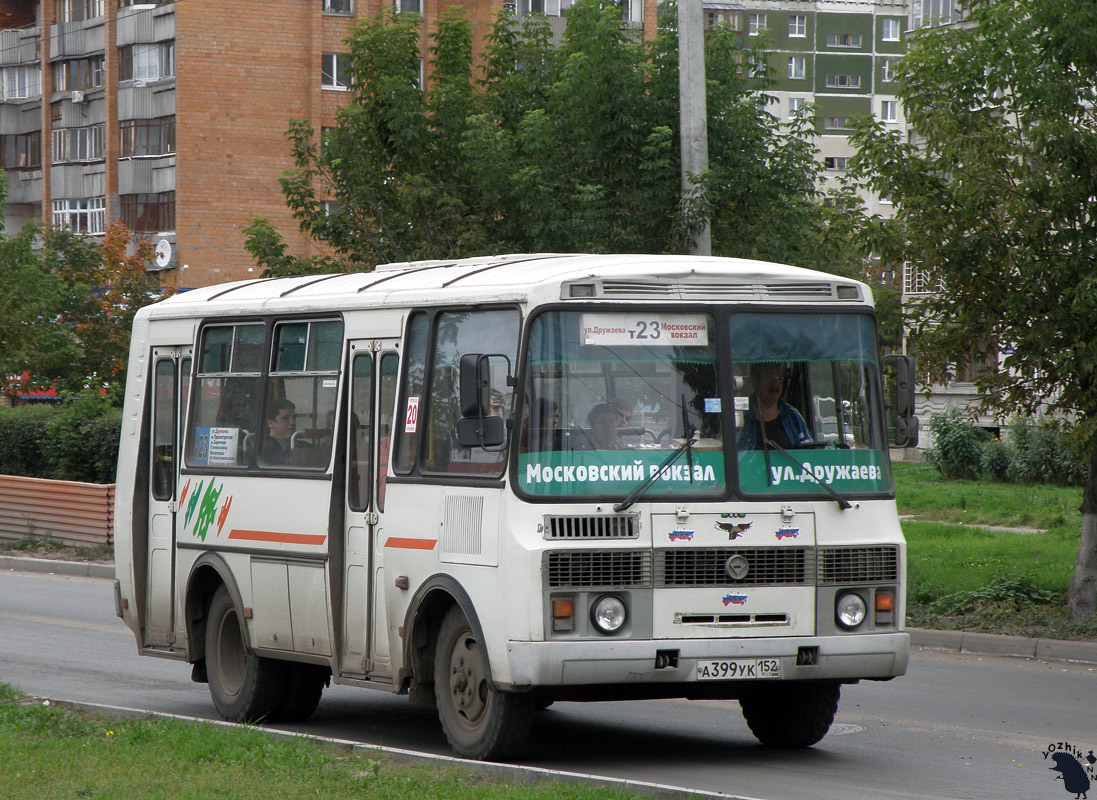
<box><xmin>253</xmin><ymin>0</ymin><xmax>870</xmax><ymax>276</ymax></box>
<box><xmin>847</xmin><ymin>0</ymin><xmax>1097</xmax><ymax>619</ymax></box>
<box><xmin>0</xmin><ymin>202</ymin><xmax>168</xmax><ymax>401</ymax></box>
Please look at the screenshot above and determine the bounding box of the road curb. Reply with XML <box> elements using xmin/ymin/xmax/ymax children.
<box><xmin>908</xmin><ymin>628</ymin><xmax>1097</xmax><ymax>665</ymax></box>
<box><xmin>6</xmin><ymin>558</ymin><xmax>1096</xmax><ymax>667</ymax></box>
<box><xmin>0</xmin><ymin>555</ymin><xmax>114</xmax><ymax>580</ymax></box>
<box><xmin>41</xmin><ymin>699</ymin><xmax>750</xmax><ymax>800</ymax></box>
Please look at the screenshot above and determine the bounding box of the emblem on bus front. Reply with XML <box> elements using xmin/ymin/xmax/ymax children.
<box><xmin>715</xmin><ymin>520</ymin><xmax>751</xmax><ymax>539</ymax></box>
<box><xmin>668</xmin><ymin>530</ymin><xmax>694</xmax><ymax>541</ymax></box>
<box><xmin>722</xmin><ymin>593</ymin><xmax>748</xmax><ymax>606</ymax></box>
<box><xmin>725</xmin><ymin>555</ymin><xmax>750</xmax><ymax>580</ymax></box>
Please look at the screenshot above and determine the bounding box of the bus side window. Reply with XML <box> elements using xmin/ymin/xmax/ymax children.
<box><xmin>377</xmin><ymin>352</ymin><xmax>399</xmax><ymax>511</ymax></box>
<box><xmin>348</xmin><ymin>354</ymin><xmax>372</xmax><ymax>512</ymax></box>
<box><xmin>187</xmin><ymin>323</ymin><xmax>263</xmax><ymax>468</ymax></box>
<box><xmin>151</xmin><ymin>359</ymin><xmax>175</xmax><ymax>501</ymax></box>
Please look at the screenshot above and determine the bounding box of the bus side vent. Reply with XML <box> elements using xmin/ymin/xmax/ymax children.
<box><xmin>657</xmin><ymin>548</ymin><xmax>813</xmax><ymax>587</ymax></box>
<box><xmin>442</xmin><ymin>495</ymin><xmax>483</xmax><ymax>556</ymax></box>
<box><xmin>817</xmin><ymin>546</ymin><xmax>900</xmax><ymax>585</ymax></box>
<box><xmin>761</xmin><ymin>282</ymin><xmax>837</xmax><ymax>299</ymax></box>
<box><xmin>599</xmin><ymin>280</ymin><xmax>676</xmax><ymax>298</ymax></box>
<box><xmin>545</xmin><ymin>550</ymin><xmax>652</xmax><ymax>588</ymax></box>
<box><xmin>544</xmin><ymin>515</ymin><xmax>639</xmax><ymax>540</ymax></box>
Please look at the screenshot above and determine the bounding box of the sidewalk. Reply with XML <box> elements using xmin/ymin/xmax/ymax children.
<box><xmin>5</xmin><ymin>555</ymin><xmax>1097</xmax><ymax>666</ymax></box>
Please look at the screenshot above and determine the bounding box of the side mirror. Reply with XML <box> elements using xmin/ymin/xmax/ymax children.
<box><xmin>456</xmin><ymin>416</ymin><xmax>505</xmax><ymax>448</ymax></box>
<box><xmin>884</xmin><ymin>354</ymin><xmax>919</xmax><ymax>447</ymax></box>
<box><xmin>459</xmin><ymin>354</ymin><xmax>491</xmax><ymax>418</ymax></box>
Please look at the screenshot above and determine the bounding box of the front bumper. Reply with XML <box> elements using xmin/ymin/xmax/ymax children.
<box><xmin>504</xmin><ymin>631</ymin><xmax>909</xmax><ymax>688</ymax></box>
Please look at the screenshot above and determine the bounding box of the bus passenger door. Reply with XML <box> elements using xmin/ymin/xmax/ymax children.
<box><xmin>342</xmin><ymin>341</ymin><xmax>399</xmax><ymax>680</ymax></box>
<box><xmin>145</xmin><ymin>346</ymin><xmax>191</xmax><ymax>648</ymax></box>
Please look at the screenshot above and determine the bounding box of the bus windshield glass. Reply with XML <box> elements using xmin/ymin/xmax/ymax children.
<box><xmin>518</xmin><ymin>310</ymin><xmax>724</xmax><ymax>499</ymax></box>
<box><xmin>730</xmin><ymin>311</ymin><xmax>892</xmax><ymax>496</ymax></box>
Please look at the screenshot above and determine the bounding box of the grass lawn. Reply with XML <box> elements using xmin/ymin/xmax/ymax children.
<box><xmin>0</xmin><ymin>686</ymin><xmax>639</xmax><ymax>800</ymax></box>
<box><xmin>893</xmin><ymin>462</ymin><xmax>1097</xmax><ymax>639</ymax></box>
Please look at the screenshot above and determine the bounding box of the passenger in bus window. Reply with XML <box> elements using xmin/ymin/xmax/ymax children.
<box><xmin>263</xmin><ymin>398</ymin><xmax>297</xmax><ymax>466</ymax></box>
<box><xmin>737</xmin><ymin>362</ymin><xmax>811</xmax><ymax>450</ymax></box>
<box><xmin>587</xmin><ymin>402</ymin><xmax>624</xmax><ymax>450</ymax></box>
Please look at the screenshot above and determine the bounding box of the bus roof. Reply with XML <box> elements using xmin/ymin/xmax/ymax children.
<box><xmin>148</xmin><ymin>253</ymin><xmax>872</xmax><ymax>319</ymax></box>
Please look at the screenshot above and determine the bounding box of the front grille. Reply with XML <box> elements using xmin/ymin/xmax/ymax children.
<box><xmin>657</xmin><ymin>548</ymin><xmax>813</xmax><ymax>587</ymax></box>
<box><xmin>818</xmin><ymin>546</ymin><xmax>900</xmax><ymax>584</ymax></box>
<box><xmin>545</xmin><ymin>550</ymin><xmax>652</xmax><ymax>588</ymax></box>
<box><xmin>545</xmin><ymin>515</ymin><xmax>639</xmax><ymax>540</ymax></box>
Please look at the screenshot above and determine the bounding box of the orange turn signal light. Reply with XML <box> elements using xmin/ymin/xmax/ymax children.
<box><xmin>552</xmin><ymin>599</ymin><xmax>574</xmax><ymax>618</ymax></box>
<box><xmin>875</xmin><ymin>591</ymin><xmax>895</xmax><ymax>612</ymax></box>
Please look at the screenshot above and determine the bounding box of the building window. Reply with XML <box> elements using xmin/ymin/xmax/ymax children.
<box><xmin>749</xmin><ymin>55</ymin><xmax>766</xmax><ymax>79</ymax></box>
<box><xmin>1</xmin><ymin>132</ymin><xmax>41</xmax><ymax>170</ymax></box>
<box><xmin>322</xmin><ymin>53</ymin><xmax>351</xmax><ymax>90</ymax></box>
<box><xmin>826</xmin><ymin>33</ymin><xmax>862</xmax><ymax>48</ymax></box>
<box><xmin>1</xmin><ymin>66</ymin><xmax>41</xmax><ymax>100</ymax></box>
<box><xmin>118</xmin><ymin>42</ymin><xmax>175</xmax><ymax>83</ymax></box>
<box><xmin>394</xmin><ymin>0</ymin><xmax>419</xmax><ymax>12</ymax></box>
<box><xmin>881</xmin><ymin>99</ymin><xmax>898</xmax><ymax>123</ymax></box>
<box><xmin>56</xmin><ymin>0</ymin><xmax>104</xmax><ymax>22</ymax></box>
<box><xmin>51</xmin><ymin>124</ymin><xmax>104</xmax><ymax>163</ymax></box>
<box><xmin>789</xmin><ymin>97</ymin><xmax>806</xmax><ymax>118</ymax></box>
<box><xmin>824</xmin><ymin>117</ymin><xmax>852</xmax><ymax>130</ymax></box>
<box><xmin>53</xmin><ymin>56</ymin><xmax>104</xmax><ymax>92</ymax></box>
<box><xmin>706</xmin><ymin>10</ymin><xmax>741</xmax><ymax>30</ymax></box>
<box><xmin>881</xmin><ymin>59</ymin><xmax>898</xmax><ymax>83</ymax></box>
<box><xmin>120</xmin><ymin>115</ymin><xmax>175</xmax><ymax>157</ymax></box>
<box><xmin>825</xmin><ymin>74</ymin><xmax>861</xmax><ymax>89</ymax></box>
<box><xmin>824</xmin><ymin>156</ymin><xmax>848</xmax><ymax>170</ymax></box>
<box><xmin>787</xmin><ymin>57</ymin><xmax>805</xmax><ymax>80</ymax></box>
<box><xmin>881</xmin><ymin>18</ymin><xmax>901</xmax><ymax>41</ymax></box>
<box><xmin>52</xmin><ymin>197</ymin><xmax>106</xmax><ymax>235</ymax></box>
<box><xmin>788</xmin><ymin>14</ymin><xmax>806</xmax><ymax>37</ymax></box>
<box><xmin>748</xmin><ymin>13</ymin><xmax>766</xmax><ymax>35</ymax></box>
<box><xmin>618</xmin><ymin>0</ymin><xmax>642</xmax><ymax>24</ymax></box>
<box><xmin>120</xmin><ymin>191</ymin><xmax>175</xmax><ymax>232</ymax></box>
<box><xmin>323</xmin><ymin>0</ymin><xmax>352</xmax><ymax>12</ymax></box>
<box><xmin>119</xmin><ymin>0</ymin><xmax>169</xmax><ymax>7</ymax></box>
<box><xmin>913</xmin><ymin>0</ymin><xmax>960</xmax><ymax>29</ymax></box>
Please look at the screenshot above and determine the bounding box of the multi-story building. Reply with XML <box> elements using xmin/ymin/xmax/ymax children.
<box><xmin>704</xmin><ymin>0</ymin><xmax>909</xmax><ymax>217</ymax></box>
<box><xmin>0</xmin><ymin>0</ymin><xmax>659</xmax><ymax>291</ymax></box>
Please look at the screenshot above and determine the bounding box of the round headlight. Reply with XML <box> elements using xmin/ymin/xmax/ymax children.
<box><xmin>836</xmin><ymin>592</ymin><xmax>867</xmax><ymax>629</ymax></box>
<box><xmin>590</xmin><ymin>595</ymin><xmax>627</xmax><ymax>634</ymax></box>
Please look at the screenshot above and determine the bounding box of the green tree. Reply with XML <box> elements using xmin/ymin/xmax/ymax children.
<box><xmin>253</xmin><ymin>0</ymin><xmax>867</xmax><ymax>273</ymax></box>
<box><xmin>848</xmin><ymin>0</ymin><xmax>1097</xmax><ymax>620</ymax></box>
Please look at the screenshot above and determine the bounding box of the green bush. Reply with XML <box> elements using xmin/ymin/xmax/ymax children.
<box><xmin>1006</xmin><ymin>418</ymin><xmax>1085</xmax><ymax>487</ymax></box>
<box><xmin>0</xmin><ymin>395</ymin><xmax>120</xmax><ymax>484</ymax></box>
<box><xmin>979</xmin><ymin>436</ymin><xmax>1010</xmax><ymax>481</ymax></box>
<box><xmin>925</xmin><ymin>410</ymin><xmax>989</xmax><ymax>480</ymax></box>
<box><xmin>0</xmin><ymin>405</ymin><xmax>54</xmax><ymax>477</ymax></box>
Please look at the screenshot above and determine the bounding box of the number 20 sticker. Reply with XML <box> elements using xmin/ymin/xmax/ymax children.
<box><xmin>405</xmin><ymin>396</ymin><xmax>420</xmax><ymax>433</ymax></box>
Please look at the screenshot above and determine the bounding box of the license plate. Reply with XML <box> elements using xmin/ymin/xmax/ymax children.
<box><xmin>696</xmin><ymin>658</ymin><xmax>782</xmax><ymax>680</ymax></box>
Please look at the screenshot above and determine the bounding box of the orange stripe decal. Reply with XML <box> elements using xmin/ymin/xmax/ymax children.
<box><xmin>385</xmin><ymin>537</ymin><xmax>438</xmax><ymax>550</ymax></box>
<box><xmin>228</xmin><ymin>529</ymin><xmax>327</xmax><ymax>545</ymax></box>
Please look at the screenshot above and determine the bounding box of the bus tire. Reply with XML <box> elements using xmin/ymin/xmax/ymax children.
<box><xmin>271</xmin><ymin>664</ymin><xmax>329</xmax><ymax>723</ymax></box>
<box><xmin>205</xmin><ymin>585</ymin><xmax>286</xmax><ymax>722</ymax></box>
<box><xmin>434</xmin><ymin>606</ymin><xmax>533</xmax><ymax>760</ymax></box>
<box><xmin>738</xmin><ymin>681</ymin><xmax>840</xmax><ymax>748</ymax></box>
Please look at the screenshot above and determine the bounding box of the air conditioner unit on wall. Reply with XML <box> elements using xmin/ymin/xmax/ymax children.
<box><xmin>71</xmin><ymin>90</ymin><xmax>85</xmax><ymax>104</ymax></box>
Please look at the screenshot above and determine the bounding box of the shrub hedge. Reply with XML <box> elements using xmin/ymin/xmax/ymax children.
<box><xmin>925</xmin><ymin>410</ymin><xmax>1085</xmax><ymax>487</ymax></box>
<box><xmin>0</xmin><ymin>395</ymin><xmax>121</xmax><ymax>484</ymax></box>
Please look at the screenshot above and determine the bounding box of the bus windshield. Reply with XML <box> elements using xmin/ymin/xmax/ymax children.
<box><xmin>730</xmin><ymin>311</ymin><xmax>892</xmax><ymax>496</ymax></box>
<box><xmin>518</xmin><ymin>309</ymin><xmax>724</xmax><ymax>499</ymax></box>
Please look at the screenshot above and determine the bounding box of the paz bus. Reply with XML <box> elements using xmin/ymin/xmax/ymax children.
<box><xmin>113</xmin><ymin>253</ymin><xmax>916</xmax><ymax>760</ymax></box>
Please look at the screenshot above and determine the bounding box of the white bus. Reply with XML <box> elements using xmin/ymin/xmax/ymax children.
<box><xmin>114</xmin><ymin>253</ymin><xmax>916</xmax><ymax>760</ymax></box>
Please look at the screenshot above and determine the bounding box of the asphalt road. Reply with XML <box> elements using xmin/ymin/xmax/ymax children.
<box><xmin>1</xmin><ymin>569</ymin><xmax>1094</xmax><ymax>800</ymax></box>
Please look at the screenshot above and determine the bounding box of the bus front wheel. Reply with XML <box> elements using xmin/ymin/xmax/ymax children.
<box><xmin>738</xmin><ymin>681</ymin><xmax>840</xmax><ymax>748</ymax></box>
<box><xmin>434</xmin><ymin>606</ymin><xmax>533</xmax><ymax>760</ymax></box>
<box><xmin>205</xmin><ymin>585</ymin><xmax>286</xmax><ymax>722</ymax></box>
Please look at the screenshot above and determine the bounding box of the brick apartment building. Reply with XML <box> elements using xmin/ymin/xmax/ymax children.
<box><xmin>0</xmin><ymin>0</ymin><xmax>657</xmax><ymax>291</ymax></box>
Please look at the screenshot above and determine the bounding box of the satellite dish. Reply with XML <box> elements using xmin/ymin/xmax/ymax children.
<box><xmin>155</xmin><ymin>239</ymin><xmax>172</xmax><ymax>268</ymax></box>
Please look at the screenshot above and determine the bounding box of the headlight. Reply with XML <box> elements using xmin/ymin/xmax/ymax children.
<box><xmin>590</xmin><ymin>594</ymin><xmax>627</xmax><ymax>634</ymax></box>
<box><xmin>836</xmin><ymin>592</ymin><xmax>867</xmax><ymax>629</ymax></box>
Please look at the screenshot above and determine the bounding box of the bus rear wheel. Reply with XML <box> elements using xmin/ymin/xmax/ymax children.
<box><xmin>205</xmin><ymin>585</ymin><xmax>286</xmax><ymax>722</ymax></box>
<box><xmin>434</xmin><ymin>606</ymin><xmax>533</xmax><ymax>760</ymax></box>
<box><xmin>738</xmin><ymin>681</ymin><xmax>840</xmax><ymax>748</ymax></box>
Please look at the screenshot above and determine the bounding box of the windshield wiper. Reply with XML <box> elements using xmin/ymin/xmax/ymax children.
<box><xmin>614</xmin><ymin>428</ymin><xmax>696</xmax><ymax>513</ymax></box>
